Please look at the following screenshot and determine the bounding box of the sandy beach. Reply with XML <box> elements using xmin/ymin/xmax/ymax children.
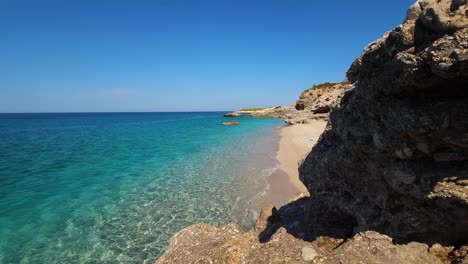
<box><xmin>265</xmin><ymin>121</ymin><xmax>327</xmax><ymax>207</ymax></box>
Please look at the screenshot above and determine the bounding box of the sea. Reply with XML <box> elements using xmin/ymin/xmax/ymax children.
<box><xmin>0</xmin><ymin>112</ymin><xmax>284</xmax><ymax>263</ymax></box>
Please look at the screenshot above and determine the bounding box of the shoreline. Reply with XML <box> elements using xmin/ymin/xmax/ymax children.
<box><xmin>262</xmin><ymin>121</ymin><xmax>327</xmax><ymax>207</ymax></box>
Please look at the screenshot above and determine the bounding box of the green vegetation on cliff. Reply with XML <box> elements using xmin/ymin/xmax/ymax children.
<box><xmin>310</xmin><ymin>82</ymin><xmax>339</xmax><ymax>89</ymax></box>
<box><xmin>238</xmin><ymin>107</ymin><xmax>271</xmax><ymax>111</ymax></box>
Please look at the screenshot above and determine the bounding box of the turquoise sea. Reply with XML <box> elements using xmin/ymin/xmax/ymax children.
<box><xmin>0</xmin><ymin>112</ymin><xmax>283</xmax><ymax>263</ymax></box>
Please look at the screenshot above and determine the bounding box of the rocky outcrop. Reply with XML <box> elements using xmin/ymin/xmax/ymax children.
<box><xmin>223</xmin><ymin>106</ymin><xmax>297</xmax><ymax>119</ymax></box>
<box><xmin>157</xmin><ymin>195</ymin><xmax>447</xmax><ymax>264</ymax></box>
<box><xmin>262</xmin><ymin>82</ymin><xmax>352</xmax><ymax>125</ymax></box>
<box><xmin>286</xmin><ymin>82</ymin><xmax>352</xmax><ymax>125</ymax></box>
<box><xmin>249</xmin><ymin>106</ymin><xmax>297</xmax><ymax>118</ymax></box>
<box><xmin>300</xmin><ymin>0</ymin><xmax>468</xmax><ymax>254</ymax></box>
<box><xmin>157</xmin><ymin>1</ymin><xmax>468</xmax><ymax>263</ymax></box>
<box><xmin>250</xmin><ymin>105</ymin><xmax>331</xmax><ymax>125</ymax></box>
<box><xmin>223</xmin><ymin>82</ymin><xmax>351</xmax><ymax>125</ymax></box>
<box><xmin>295</xmin><ymin>82</ymin><xmax>338</xmax><ymax>111</ymax></box>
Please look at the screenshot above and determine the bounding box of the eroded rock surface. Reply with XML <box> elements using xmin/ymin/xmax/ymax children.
<box><xmin>285</xmin><ymin>82</ymin><xmax>352</xmax><ymax>125</ymax></box>
<box><xmin>300</xmin><ymin>0</ymin><xmax>468</xmax><ymax>248</ymax></box>
<box><xmin>157</xmin><ymin>195</ymin><xmax>445</xmax><ymax>264</ymax></box>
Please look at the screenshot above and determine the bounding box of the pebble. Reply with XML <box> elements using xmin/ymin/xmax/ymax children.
<box><xmin>301</xmin><ymin>246</ymin><xmax>318</xmax><ymax>261</ymax></box>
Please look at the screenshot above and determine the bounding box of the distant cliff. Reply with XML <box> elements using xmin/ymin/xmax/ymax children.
<box><xmin>224</xmin><ymin>81</ymin><xmax>351</xmax><ymax>125</ymax></box>
<box><xmin>157</xmin><ymin>1</ymin><xmax>468</xmax><ymax>263</ymax></box>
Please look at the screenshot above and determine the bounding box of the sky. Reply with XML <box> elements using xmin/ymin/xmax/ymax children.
<box><xmin>0</xmin><ymin>0</ymin><xmax>414</xmax><ymax>113</ymax></box>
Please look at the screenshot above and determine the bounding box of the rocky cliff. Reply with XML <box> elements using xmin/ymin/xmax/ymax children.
<box><xmin>300</xmin><ymin>0</ymin><xmax>468</xmax><ymax>247</ymax></box>
<box><xmin>157</xmin><ymin>1</ymin><xmax>468</xmax><ymax>263</ymax></box>
<box><xmin>285</xmin><ymin>82</ymin><xmax>351</xmax><ymax>125</ymax></box>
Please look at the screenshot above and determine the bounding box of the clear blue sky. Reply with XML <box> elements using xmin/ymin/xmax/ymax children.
<box><xmin>0</xmin><ymin>0</ymin><xmax>414</xmax><ymax>112</ymax></box>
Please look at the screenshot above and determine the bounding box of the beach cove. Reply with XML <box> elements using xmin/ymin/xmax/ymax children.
<box><xmin>262</xmin><ymin>121</ymin><xmax>327</xmax><ymax>208</ymax></box>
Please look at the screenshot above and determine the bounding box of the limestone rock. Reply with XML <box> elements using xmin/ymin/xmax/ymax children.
<box><xmin>156</xmin><ymin>201</ymin><xmax>446</xmax><ymax>264</ymax></box>
<box><xmin>346</xmin><ymin>57</ymin><xmax>362</xmax><ymax>83</ymax></box>
<box><xmin>301</xmin><ymin>246</ymin><xmax>317</xmax><ymax>261</ymax></box>
<box><xmin>405</xmin><ymin>1</ymin><xmax>423</xmax><ymax>22</ymax></box>
<box><xmin>300</xmin><ymin>0</ymin><xmax>468</xmax><ymax>250</ymax></box>
<box><xmin>250</xmin><ymin>106</ymin><xmax>297</xmax><ymax>118</ymax></box>
<box><xmin>428</xmin><ymin>243</ymin><xmax>455</xmax><ymax>262</ymax></box>
<box><xmin>326</xmin><ymin>231</ymin><xmax>444</xmax><ymax>264</ymax></box>
<box><xmin>418</xmin><ymin>0</ymin><xmax>468</xmax><ymax>32</ymax></box>
<box><xmin>254</xmin><ymin>205</ymin><xmax>277</xmax><ymax>232</ymax></box>
<box><xmin>156</xmin><ymin>223</ymin><xmax>245</xmax><ymax>264</ymax></box>
<box><xmin>294</xmin><ymin>82</ymin><xmax>349</xmax><ymax>112</ymax></box>
<box><xmin>279</xmin><ymin>82</ymin><xmax>352</xmax><ymax>125</ymax></box>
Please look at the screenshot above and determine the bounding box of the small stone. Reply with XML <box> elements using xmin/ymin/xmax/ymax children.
<box><xmin>301</xmin><ymin>246</ymin><xmax>318</xmax><ymax>261</ymax></box>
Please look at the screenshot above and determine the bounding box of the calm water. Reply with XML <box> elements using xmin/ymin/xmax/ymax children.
<box><xmin>0</xmin><ymin>112</ymin><xmax>283</xmax><ymax>264</ymax></box>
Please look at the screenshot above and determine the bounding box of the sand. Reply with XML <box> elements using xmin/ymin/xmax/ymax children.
<box><xmin>264</xmin><ymin>121</ymin><xmax>327</xmax><ymax>207</ymax></box>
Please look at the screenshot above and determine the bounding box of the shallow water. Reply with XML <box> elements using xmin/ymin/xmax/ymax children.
<box><xmin>0</xmin><ymin>112</ymin><xmax>283</xmax><ymax>263</ymax></box>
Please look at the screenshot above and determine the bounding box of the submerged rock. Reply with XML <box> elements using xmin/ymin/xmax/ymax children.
<box><xmin>224</xmin><ymin>112</ymin><xmax>241</xmax><ymax>117</ymax></box>
<box><xmin>222</xmin><ymin>121</ymin><xmax>239</xmax><ymax>125</ymax></box>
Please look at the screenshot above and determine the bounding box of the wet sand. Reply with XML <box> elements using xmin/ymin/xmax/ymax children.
<box><xmin>265</xmin><ymin>121</ymin><xmax>327</xmax><ymax>207</ymax></box>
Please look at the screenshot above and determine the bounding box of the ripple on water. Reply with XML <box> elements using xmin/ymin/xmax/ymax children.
<box><xmin>0</xmin><ymin>113</ymin><xmax>283</xmax><ymax>263</ymax></box>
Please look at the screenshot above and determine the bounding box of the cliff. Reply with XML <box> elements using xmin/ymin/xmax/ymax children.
<box><xmin>157</xmin><ymin>1</ymin><xmax>468</xmax><ymax>263</ymax></box>
<box><xmin>285</xmin><ymin>82</ymin><xmax>351</xmax><ymax>125</ymax></box>
<box><xmin>300</xmin><ymin>0</ymin><xmax>468</xmax><ymax>247</ymax></box>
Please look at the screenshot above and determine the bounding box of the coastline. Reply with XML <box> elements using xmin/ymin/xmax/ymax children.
<box><xmin>263</xmin><ymin>121</ymin><xmax>327</xmax><ymax>207</ymax></box>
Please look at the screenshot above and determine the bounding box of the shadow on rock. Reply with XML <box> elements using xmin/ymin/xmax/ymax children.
<box><xmin>257</xmin><ymin>196</ymin><xmax>358</xmax><ymax>244</ymax></box>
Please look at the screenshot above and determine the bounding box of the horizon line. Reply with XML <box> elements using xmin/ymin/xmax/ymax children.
<box><xmin>0</xmin><ymin>110</ymin><xmax>236</xmax><ymax>114</ymax></box>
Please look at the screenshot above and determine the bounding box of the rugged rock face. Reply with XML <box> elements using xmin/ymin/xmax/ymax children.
<box><xmin>295</xmin><ymin>82</ymin><xmax>339</xmax><ymax>111</ymax></box>
<box><xmin>157</xmin><ymin>195</ymin><xmax>447</xmax><ymax>264</ymax></box>
<box><xmin>249</xmin><ymin>105</ymin><xmax>297</xmax><ymax>118</ymax></box>
<box><xmin>300</xmin><ymin>0</ymin><xmax>468</xmax><ymax>252</ymax></box>
<box><xmin>157</xmin><ymin>1</ymin><xmax>468</xmax><ymax>263</ymax></box>
<box><xmin>286</xmin><ymin>82</ymin><xmax>352</xmax><ymax>125</ymax></box>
